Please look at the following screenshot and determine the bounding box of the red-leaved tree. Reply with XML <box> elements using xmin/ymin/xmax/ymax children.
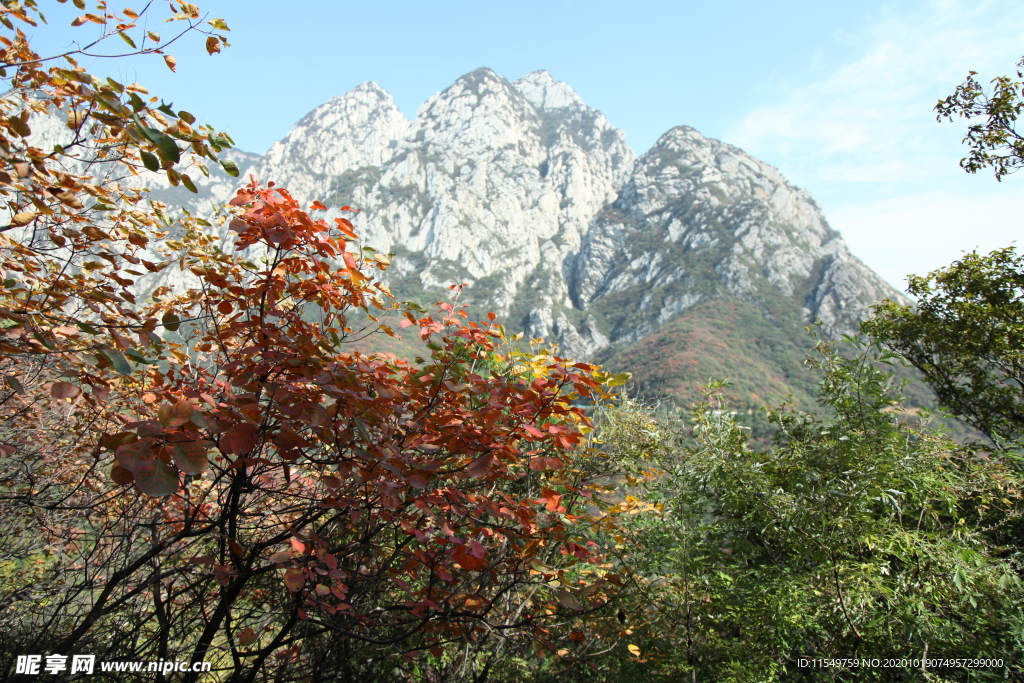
<box><xmin>0</xmin><ymin>5</ymin><xmax>628</xmax><ymax>679</ymax></box>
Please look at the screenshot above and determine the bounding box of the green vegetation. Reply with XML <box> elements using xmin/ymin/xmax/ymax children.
<box><xmin>557</xmin><ymin>340</ymin><xmax>1023</xmax><ymax>682</ymax></box>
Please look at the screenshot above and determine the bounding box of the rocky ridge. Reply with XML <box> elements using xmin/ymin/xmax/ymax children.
<box><xmin>20</xmin><ymin>69</ymin><xmax>905</xmax><ymax>375</ymax></box>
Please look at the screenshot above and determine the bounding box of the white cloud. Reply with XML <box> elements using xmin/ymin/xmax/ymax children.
<box><xmin>727</xmin><ymin>0</ymin><xmax>1024</xmax><ymax>291</ymax></box>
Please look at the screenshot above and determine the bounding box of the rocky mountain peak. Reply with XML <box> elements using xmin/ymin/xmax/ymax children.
<box><xmin>513</xmin><ymin>70</ymin><xmax>587</xmax><ymax>111</ymax></box>
<box><xmin>408</xmin><ymin>68</ymin><xmax>538</xmax><ymax>160</ymax></box>
<box><xmin>131</xmin><ymin>69</ymin><xmax>905</xmax><ymax>408</ymax></box>
<box><xmin>249</xmin><ymin>81</ymin><xmax>410</xmax><ymax>204</ymax></box>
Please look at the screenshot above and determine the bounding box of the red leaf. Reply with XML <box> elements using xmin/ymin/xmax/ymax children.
<box><xmin>221</xmin><ymin>423</ymin><xmax>258</xmax><ymax>455</ymax></box>
<box><xmin>522</xmin><ymin>424</ymin><xmax>545</xmax><ymax>439</ymax></box>
<box><xmin>50</xmin><ymin>381</ymin><xmax>81</xmax><ymax>399</ymax></box>
<box><xmin>158</xmin><ymin>399</ymin><xmax>194</xmax><ymax>427</ymax></box>
<box><xmin>555</xmin><ymin>588</ymin><xmax>582</xmax><ymax>611</ymax></box>
<box><xmin>466</xmin><ymin>454</ymin><xmax>492</xmax><ymax>478</ymax></box>
<box><xmin>110</xmin><ymin>463</ymin><xmax>134</xmax><ymax>485</ymax></box>
<box><xmin>238</xmin><ymin>628</ymin><xmax>258</xmax><ymax>647</ymax></box>
<box><xmin>135</xmin><ymin>458</ymin><xmax>179</xmax><ymax>496</ymax></box>
<box><xmin>269</xmin><ymin>549</ymin><xmax>296</xmax><ymax>564</ymax></box>
<box><xmin>529</xmin><ymin>457</ymin><xmax>564</xmax><ymax>471</ymax></box>
<box><xmin>406</xmin><ymin>473</ymin><xmax>429</xmax><ymax>489</ymax></box>
<box><xmin>116</xmin><ymin>439</ymin><xmax>155</xmax><ymax>472</ymax></box>
<box><xmin>172</xmin><ymin>440</ymin><xmax>210</xmax><ymax>475</ymax></box>
<box><xmin>116</xmin><ymin>439</ymin><xmax>178</xmax><ymax>496</ymax></box>
<box><xmin>453</xmin><ymin>544</ymin><xmax>487</xmax><ymax>571</ymax></box>
<box><xmin>283</xmin><ymin>568</ymin><xmax>305</xmax><ymax>592</ymax></box>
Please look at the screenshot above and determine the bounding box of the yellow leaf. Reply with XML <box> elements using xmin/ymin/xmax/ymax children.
<box><xmin>9</xmin><ymin>211</ymin><xmax>38</xmax><ymax>227</ymax></box>
<box><xmin>627</xmin><ymin>644</ymin><xmax>641</xmax><ymax>657</ymax></box>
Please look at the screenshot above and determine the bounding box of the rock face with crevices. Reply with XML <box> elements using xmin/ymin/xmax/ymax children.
<box><xmin>198</xmin><ymin>68</ymin><xmax>901</xmax><ymax>362</ymax></box>
<box><xmin>24</xmin><ymin>68</ymin><xmax>906</xmax><ymax>407</ymax></box>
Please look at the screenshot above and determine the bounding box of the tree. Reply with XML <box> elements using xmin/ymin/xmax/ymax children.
<box><xmin>0</xmin><ymin>5</ymin><xmax>629</xmax><ymax>681</ymax></box>
<box><xmin>865</xmin><ymin>248</ymin><xmax>1024</xmax><ymax>452</ymax></box>
<box><xmin>936</xmin><ymin>56</ymin><xmax>1024</xmax><ymax>181</ymax></box>
<box><xmin>863</xmin><ymin>57</ymin><xmax>1024</xmax><ymax>453</ymax></box>
<box><xmin>577</xmin><ymin>339</ymin><xmax>1024</xmax><ymax>683</ymax></box>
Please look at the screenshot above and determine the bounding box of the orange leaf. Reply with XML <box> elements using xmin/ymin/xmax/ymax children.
<box><xmin>283</xmin><ymin>569</ymin><xmax>305</xmax><ymax>592</ymax></box>
<box><xmin>238</xmin><ymin>628</ymin><xmax>257</xmax><ymax>647</ymax></box>
<box><xmin>163</xmin><ymin>54</ymin><xmax>177</xmax><ymax>72</ymax></box>
<box><xmin>205</xmin><ymin>36</ymin><xmax>221</xmax><ymax>54</ymax></box>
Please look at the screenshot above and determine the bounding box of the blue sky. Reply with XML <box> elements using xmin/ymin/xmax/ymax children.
<box><xmin>28</xmin><ymin>0</ymin><xmax>1024</xmax><ymax>290</ymax></box>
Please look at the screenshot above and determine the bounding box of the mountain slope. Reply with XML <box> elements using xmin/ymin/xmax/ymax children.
<box><xmin>24</xmin><ymin>69</ymin><xmax>906</xmax><ymax>413</ymax></box>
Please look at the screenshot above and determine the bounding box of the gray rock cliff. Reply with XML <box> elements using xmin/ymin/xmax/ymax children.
<box><xmin>24</xmin><ymin>69</ymin><xmax>903</xmax><ymax>362</ymax></box>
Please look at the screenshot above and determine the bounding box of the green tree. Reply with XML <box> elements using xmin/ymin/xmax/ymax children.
<box><xmin>863</xmin><ymin>56</ymin><xmax>1024</xmax><ymax>453</ymax></box>
<box><xmin>936</xmin><ymin>56</ymin><xmax>1024</xmax><ymax>180</ymax></box>
<box><xmin>865</xmin><ymin>248</ymin><xmax>1024</xmax><ymax>452</ymax></box>
<box><xmin>582</xmin><ymin>339</ymin><xmax>1024</xmax><ymax>682</ymax></box>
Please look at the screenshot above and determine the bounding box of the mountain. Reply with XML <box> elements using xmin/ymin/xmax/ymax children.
<box><xmin>24</xmin><ymin>69</ymin><xmax>907</xmax><ymax>414</ymax></box>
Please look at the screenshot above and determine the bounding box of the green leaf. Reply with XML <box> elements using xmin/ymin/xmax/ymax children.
<box><xmin>140</xmin><ymin>151</ymin><xmax>160</xmax><ymax>172</ymax></box>
<box><xmin>117</xmin><ymin>31</ymin><xmax>136</xmax><ymax>49</ymax></box>
<box><xmin>132</xmin><ymin>115</ymin><xmax>163</xmax><ymax>145</ymax></box>
<box><xmin>102</xmin><ymin>347</ymin><xmax>132</xmax><ymax>375</ymax></box>
<box><xmin>180</xmin><ymin>173</ymin><xmax>198</xmax><ymax>194</ymax></box>
<box><xmin>157</xmin><ymin>133</ymin><xmax>180</xmax><ymax>164</ymax></box>
<box><xmin>608</xmin><ymin>372</ymin><xmax>632</xmax><ymax>387</ymax></box>
<box><xmin>124</xmin><ymin>348</ymin><xmax>154</xmax><ymax>364</ymax></box>
<box><xmin>127</xmin><ymin>91</ymin><xmax>146</xmax><ymax>112</ymax></box>
<box><xmin>219</xmin><ymin>158</ymin><xmax>239</xmax><ymax>177</ymax></box>
<box><xmin>208</xmin><ymin>17</ymin><xmax>230</xmax><ymax>30</ymax></box>
<box><xmin>162</xmin><ymin>311</ymin><xmax>180</xmax><ymax>332</ymax></box>
<box><xmin>75</xmin><ymin>322</ymin><xmax>99</xmax><ymax>334</ymax></box>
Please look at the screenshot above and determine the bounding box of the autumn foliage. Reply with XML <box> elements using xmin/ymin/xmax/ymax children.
<box><xmin>0</xmin><ymin>3</ymin><xmax>629</xmax><ymax>681</ymax></box>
